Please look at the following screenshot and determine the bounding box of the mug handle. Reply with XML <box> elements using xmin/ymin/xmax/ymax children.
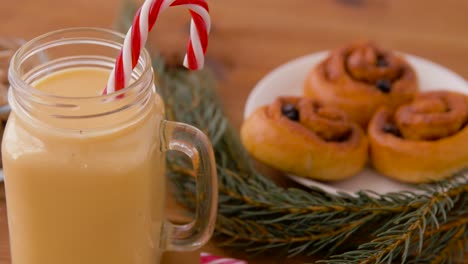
<box><xmin>160</xmin><ymin>120</ymin><xmax>218</xmax><ymax>251</ymax></box>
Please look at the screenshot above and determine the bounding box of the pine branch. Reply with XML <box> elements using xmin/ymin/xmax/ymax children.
<box><xmin>429</xmin><ymin>226</ymin><xmax>466</xmax><ymax>264</ymax></box>
<box><xmin>320</xmin><ymin>187</ymin><xmax>467</xmax><ymax>264</ymax></box>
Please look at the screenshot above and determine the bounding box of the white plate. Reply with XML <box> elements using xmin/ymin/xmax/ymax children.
<box><xmin>244</xmin><ymin>51</ymin><xmax>468</xmax><ymax>195</ymax></box>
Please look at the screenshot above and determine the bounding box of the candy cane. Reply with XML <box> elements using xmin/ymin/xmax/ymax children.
<box><xmin>104</xmin><ymin>0</ymin><xmax>211</xmax><ymax>94</ymax></box>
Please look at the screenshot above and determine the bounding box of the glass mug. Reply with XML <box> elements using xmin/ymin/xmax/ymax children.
<box><xmin>2</xmin><ymin>28</ymin><xmax>218</xmax><ymax>264</ymax></box>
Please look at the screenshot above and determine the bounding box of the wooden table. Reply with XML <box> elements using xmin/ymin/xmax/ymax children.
<box><xmin>0</xmin><ymin>0</ymin><xmax>467</xmax><ymax>263</ymax></box>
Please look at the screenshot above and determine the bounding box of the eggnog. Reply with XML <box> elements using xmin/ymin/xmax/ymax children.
<box><xmin>3</xmin><ymin>67</ymin><xmax>165</xmax><ymax>264</ymax></box>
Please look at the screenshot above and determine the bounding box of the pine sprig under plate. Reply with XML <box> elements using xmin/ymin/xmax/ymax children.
<box><xmin>153</xmin><ymin>58</ymin><xmax>468</xmax><ymax>263</ymax></box>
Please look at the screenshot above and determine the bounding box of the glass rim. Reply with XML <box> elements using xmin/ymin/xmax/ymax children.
<box><xmin>8</xmin><ymin>27</ymin><xmax>153</xmax><ymax>101</ymax></box>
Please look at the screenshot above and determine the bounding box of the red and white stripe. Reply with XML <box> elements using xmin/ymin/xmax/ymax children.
<box><xmin>104</xmin><ymin>0</ymin><xmax>211</xmax><ymax>94</ymax></box>
<box><xmin>200</xmin><ymin>253</ymin><xmax>248</xmax><ymax>264</ymax></box>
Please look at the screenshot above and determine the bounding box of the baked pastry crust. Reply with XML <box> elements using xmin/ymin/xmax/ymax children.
<box><xmin>304</xmin><ymin>41</ymin><xmax>419</xmax><ymax>128</ymax></box>
<box><xmin>368</xmin><ymin>91</ymin><xmax>468</xmax><ymax>183</ymax></box>
<box><xmin>241</xmin><ymin>96</ymin><xmax>368</xmax><ymax>181</ymax></box>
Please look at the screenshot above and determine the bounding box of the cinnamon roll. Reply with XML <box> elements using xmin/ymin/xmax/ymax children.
<box><xmin>241</xmin><ymin>97</ymin><xmax>368</xmax><ymax>181</ymax></box>
<box><xmin>304</xmin><ymin>41</ymin><xmax>419</xmax><ymax>128</ymax></box>
<box><xmin>369</xmin><ymin>91</ymin><xmax>468</xmax><ymax>183</ymax></box>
